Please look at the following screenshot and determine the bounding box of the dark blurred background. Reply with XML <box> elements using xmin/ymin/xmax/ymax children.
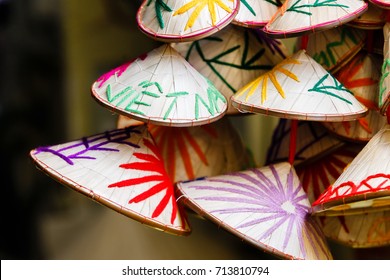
<box><xmin>0</xmin><ymin>0</ymin><xmax>389</xmax><ymax>260</ymax></box>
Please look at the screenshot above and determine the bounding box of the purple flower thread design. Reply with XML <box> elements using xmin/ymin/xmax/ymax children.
<box><xmin>34</xmin><ymin>127</ymin><xmax>141</xmax><ymax>165</ymax></box>
<box><xmin>253</xmin><ymin>29</ymin><xmax>286</xmax><ymax>59</ymax></box>
<box><xmin>188</xmin><ymin>166</ymin><xmax>329</xmax><ymax>259</ymax></box>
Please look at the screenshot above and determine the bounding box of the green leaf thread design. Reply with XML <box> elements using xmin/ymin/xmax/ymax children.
<box><xmin>308</xmin><ymin>74</ymin><xmax>353</xmax><ymax>105</ymax></box>
<box><xmin>105</xmin><ymin>81</ymin><xmax>162</xmax><ymax>116</ymax></box>
<box><xmin>312</xmin><ymin>28</ymin><xmax>358</xmax><ymax>68</ymax></box>
<box><xmin>185</xmin><ymin>30</ymin><xmax>273</xmax><ymax>93</ymax></box>
<box><xmin>379</xmin><ymin>59</ymin><xmax>390</xmax><ymax>107</ymax></box>
<box><xmin>195</xmin><ymin>80</ymin><xmax>226</xmax><ymax>119</ymax></box>
<box><xmin>164</xmin><ymin>91</ymin><xmax>190</xmax><ymax>119</ymax></box>
<box><xmin>287</xmin><ymin>0</ymin><xmax>349</xmax><ymax>16</ymax></box>
<box><xmin>147</xmin><ymin>0</ymin><xmax>173</xmax><ymax>29</ymax></box>
<box><xmin>240</xmin><ymin>0</ymin><xmax>256</xmax><ymax>16</ymax></box>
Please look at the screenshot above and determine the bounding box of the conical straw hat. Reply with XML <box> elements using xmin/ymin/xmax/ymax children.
<box><xmin>297</xmin><ymin>26</ymin><xmax>366</xmax><ymax>73</ymax></box>
<box><xmin>149</xmin><ymin>118</ymin><xmax>252</xmax><ymax>183</ymax></box>
<box><xmin>369</xmin><ymin>0</ymin><xmax>390</xmax><ymax>9</ymax></box>
<box><xmin>347</xmin><ymin>2</ymin><xmax>387</xmax><ymax>30</ymax></box>
<box><xmin>380</xmin><ymin>22</ymin><xmax>390</xmax><ymax>115</ymax></box>
<box><xmin>29</xmin><ymin>126</ymin><xmax>191</xmax><ymax>236</ymax></box>
<box><xmin>231</xmin><ymin>50</ymin><xmax>368</xmax><ymax>121</ymax></box>
<box><xmin>321</xmin><ymin>211</ymin><xmax>390</xmax><ymax>248</ymax></box>
<box><xmin>137</xmin><ymin>0</ymin><xmax>239</xmax><ymax>42</ymax></box>
<box><xmin>322</xmin><ymin>51</ymin><xmax>387</xmax><ymax>142</ymax></box>
<box><xmin>176</xmin><ymin>162</ymin><xmax>333</xmax><ymax>259</ymax></box>
<box><xmin>312</xmin><ymin>124</ymin><xmax>390</xmax><ymax>216</ymax></box>
<box><xmin>232</xmin><ymin>0</ymin><xmax>282</xmax><ymax>27</ymax></box>
<box><xmin>91</xmin><ymin>44</ymin><xmax>227</xmax><ymax>127</ymax></box>
<box><xmin>173</xmin><ymin>26</ymin><xmax>289</xmax><ymax>114</ymax></box>
<box><xmin>263</xmin><ymin>0</ymin><xmax>368</xmax><ymax>38</ymax></box>
<box><xmin>266</xmin><ymin>119</ymin><xmax>343</xmax><ymax>167</ymax></box>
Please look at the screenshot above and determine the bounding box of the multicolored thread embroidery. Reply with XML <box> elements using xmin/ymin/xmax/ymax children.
<box><xmin>185</xmin><ymin>30</ymin><xmax>276</xmax><ymax>92</ymax></box>
<box><xmin>34</xmin><ymin>127</ymin><xmax>141</xmax><ymax>165</ymax></box>
<box><xmin>379</xmin><ymin>59</ymin><xmax>390</xmax><ymax>107</ymax></box>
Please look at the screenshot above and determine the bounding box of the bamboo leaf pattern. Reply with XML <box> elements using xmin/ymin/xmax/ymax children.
<box><xmin>240</xmin><ymin>0</ymin><xmax>256</xmax><ymax>16</ymax></box>
<box><xmin>34</xmin><ymin>127</ymin><xmax>141</xmax><ymax>165</ymax></box>
<box><xmin>108</xmin><ymin>138</ymin><xmax>178</xmax><ymax>224</ymax></box>
<box><xmin>379</xmin><ymin>59</ymin><xmax>390</xmax><ymax>107</ymax></box>
<box><xmin>308</xmin><ymin>74</ymin><xmax>353</xmax><ymax>104</ymax></box>
<box><xmin>147</xmin><ymin>0</ymin><xmax>173</xmax><ymax>28</ymax></box>
<box><xmin>287</xmin><ymin>0</ymin><xmax>349</xmax><ymax>16</ymax></box>
<box><xmin>195</xmin><ymin>80</ymin><xmax>227</xmax><ymax>119</ymax></box>
<box><xmin>185</xmin><ymin>30</ymin><xmax>275</xmax><ymax>92</ymax></box>
<box><xmin>312</xmin><ymin>28</ymin><xmax>358</xmax><ymax>69</ymax></box>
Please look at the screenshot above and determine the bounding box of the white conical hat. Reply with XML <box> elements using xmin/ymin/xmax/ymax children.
<box><xmin>263</xmin><ymin>0</ymin><xmax>368</xmax><ymax>38</ymax></box>
<box><xmin>176</xmin><ymin>162</ymin><xmax>333</xmax><ymax>259</ymax></box>
<box><xmin>266</xmin><ymin>119</ymin><xmax>343</xmax><ymax>167</ymax></box>
<box><xmin>322</xmin><ymin>51</ymin><xmax>387</xmax><ymax>142</ymax></box>
<box><xmin>322</xmin><ymin>211</ymin><xmax>390</xmax><ymax>248</ymax></box>
<box><xmin>29</xmin><ymin>125</ymin><xmax>191</xmax><ymax>235</ymax></box>
<box><xmin>298</xmin><ymin>26</ymin><xmax>366</xmax><ymax>73</ymax></box>
<box><xmin>380</xmin><ymin>22</ymin><xmax>390</xmax><ymax>115</ymax></box>
<box><xmin>232</xmin><ymin>0</ymin><xmax>282</xmax><ymax>27</ymax></box>
<box><xmin>91</xmin><ymin>44</ymin><xmax>227</xmax><ymax>127</ymax></box>
<box><xmin>137</xmin><ymin>0</ymin><xmax>239</xmax><ymax>42</ymax></box>
<box><xmin>173</xmin><ymin>25</ymin><xmax>289</xmax><ymax>114</ymax></box>
<box><xmin>347</xmin><ymin>2</ymin><xmax>387</xmax><ymax>30</ymax></box>
<box><xmin>369</xmin><ymin>0</ymin><xmax>390</xmax><ymax>9</ymax></box>
<box><xmin>313</xmin><ymin>124</ymin><xmax>390</xmax><ymax>216</ymax></box>
<box><xmin>231</xmin><ymin>50</ymin><xmax>368</xmax><ymax>121</ymax></box>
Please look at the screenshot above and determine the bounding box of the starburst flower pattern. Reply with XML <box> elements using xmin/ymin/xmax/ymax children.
<box><xmin>109</xmin><ymin>138</ymin><xmax>179</xmax><ymax>224</ymax></box>
<box><xmin>174</xmin><ymin>0</ymin><xmax>233</xmax><ymax>30</ymax></box>
<box><xmin>177</xmin><ymin>162</ymin><xmax>332</xmax><ymax>259</ymax></box>
<box><xmin>234</xmin><ymin>57</ymin><xmax>300</xmax><ymax>104</ymax></box>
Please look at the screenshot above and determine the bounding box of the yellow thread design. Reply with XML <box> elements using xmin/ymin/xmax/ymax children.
<box><xmin>174</xmin><ymin>0</ymin><xmax>233</xmax><ymax>31</ymax></box>
<box><xmin>235</xmin><ymin>58</ymin><xmax>301</xmax><ymax>104</ymax></box>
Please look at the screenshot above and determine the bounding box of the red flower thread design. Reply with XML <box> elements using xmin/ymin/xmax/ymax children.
<box><xmin>108</xmin><ymin>138</ymin><xmax>178</xmax><ymax>224</ymax></box>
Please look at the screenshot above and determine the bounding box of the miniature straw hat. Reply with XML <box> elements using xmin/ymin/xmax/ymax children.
<box><xmin>322</xmin><ymin>51</ymin><xmax>387</xmax><ymax>142</ymax></box>
<box><xmin>176</xmin><ymin>162</ymin><xmax>333</xmax><ymax>259</ymax></box>
<box><xmin>297</xmin><ymin>26</ymin><xmax>366</xmax><ymax>73</ymax></box>
<box><xmin>231</xmin><ymin>50</ymin><xmax>368</xmax><ymax>121</ymax></box>
<box><xmin>173</xmin><ymin>25</ymin><xmax>289</xmax><ymax>114</ymax></box>
<box><xmin>232</xmin><ymin>0</ymin><xmax>282</xmax><ymax>27</ymax></box>
<box><xmin>30</xmin><ymin>125</ymin><xmax>191</xmax><ymax>235</ymax></box>
<box><xmin>322</xmin><ymin>211</ymin><xmax>390</xmax><ymax>248</ymax></box>
<box><xmin>137</xmin><ymin>0</ymin><xmax>239</xmax><ymax>42</ymax></box>
<box><xmin>369</xmin><ymin>0</ymin><xmax>390</xmax><ymax>9</ymax></box>
<box><xmin>263</xmin><ymin>0</ymin><xmax>368</xmax><ymax>38</ymax></box>
<box><xmin>312</xmin><ymin>124</ymin><xmax>390</xmax><ymax>216</ymax></box>
<box><xmin>91</xmin><ymin>44</ymin><xmax>227</xmax><ymax>127</ymax></box>
<box><xmin>347</xmin><ymin>2</ymin><xmax>387</xmax><ymax>30</ymax></box>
